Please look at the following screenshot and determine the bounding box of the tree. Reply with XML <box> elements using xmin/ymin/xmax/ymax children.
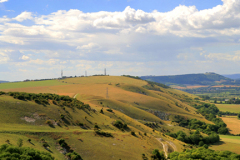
<box><xmin>151</xmin><ymin>149</ymin><xmax>165</xmax><ymax>160</ymax></box>
<box><xmin>17</xmin><ymin>138</ymin><xmax>23</xmax><ymax>147</ymax></box>
<box><xmin>238</xmin><ymin>112</ymin><xmax>240</xmax><ymax>119</ymax></box>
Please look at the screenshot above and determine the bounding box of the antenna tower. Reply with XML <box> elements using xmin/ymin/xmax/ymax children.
<box><xmin>106</xmin><ymin>87</ymin><xmax>109</xmax><ymax>98</ymax></box>
<box><xmin>104</xmin><ymin>68</ymin><xmax>106</xmax><ymax>75</ymax></box>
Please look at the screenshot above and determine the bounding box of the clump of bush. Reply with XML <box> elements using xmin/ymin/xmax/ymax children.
<box><xmin>166</xmin><ymin>130</ymin><xmax>220</xmax><ymax>146</ymax></box>
<box><xmin>58</xmin><ymin>139</ymin><xmax>68</xmax><ymax>148</ymax></box>
<box><xmin>66</xmin><ymin>151</ymin><xmax>83</xmax><ymax>160</ymax></box>
<box><xmin>169</xmin><ymin>147</ymin><xmax>240</xmax><ymax>160</ymax></box>
<box><xmin>6</xmin><ymin>92</ymin><xmax>92</xmax><ymax>111</ymax></box>
<box><xmin>95</xmin><ymin>130</ymin><xmax>113</xmax><ymax>137</ymax></box>
<box><xmin>113</xmin><ymin>120</ymin><xmax>128</xmax><ymax>130</ymax></box>
<box><xmin>0</xmin><ymin>144</ymin><xmax>54</xmax><ymax>160</ymax></box>
<box><xmin>45</xmin><ymin>120</ymin><xmax>53</xmax><ymax>126</ymax></box>
<box><xmin>131</xmin><ymin>131</ymin><xmax>136</xmax><ymax>136</ymax></box>
<box><xmin>107</xmin><ymin>108</ymin><xmax>113</xmax><ymax>112</ymax></box>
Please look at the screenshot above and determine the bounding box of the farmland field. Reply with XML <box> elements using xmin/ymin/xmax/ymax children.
<box><xmin>216</xmin><ymin>104</ymin><xmax>240</xmax><ymax>113</ymax></box>
<box><xmin>210</xmin><ymin>135</ymin><xmax>240</xmax><ymax>154</ymax></box>
<box><xmin>221</xmin><ymin>116</ymin><xmax>240</xmax><ymax>134</ymax></box>
<box><xmin>0</xmin><ymin>80</ymin><xmax>66</xmax><ymax>90</ymax></box>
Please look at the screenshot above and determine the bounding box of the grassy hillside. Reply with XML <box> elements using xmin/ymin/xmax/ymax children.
<box><xmin>0</xmin><ymin>76</ymin><xmax>217</xmax><ymax>159</ymax></box>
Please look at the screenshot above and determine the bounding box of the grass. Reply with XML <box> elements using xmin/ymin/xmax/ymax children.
<box><xmin>210</xmin><ymin>135</ymin><xmax>240</xmax><ymax>154</ymax></box>
<box><xmin>0</xmin><ymin>93</ymin><xmax>173</xmax><ymax>160</ymax></box>
<box><xmin>63</xmin><ymin>76</ymin><xmax>147</xmax><ymax>86</ymax></box>
<box><xmin>0</xmin><ymin>76</ymin><xmax>216</xmax><ymax>159</ymax></box>
<box><xmin>221</xmin><ymin>116</ymin><xmax>240</xmax><ymax>134</ymax></box>
<box><xmin>0</xmin><ymin>80</ymin><xmax>66</xmax><ymax>90</ymax></box>
<box><xmin>216</xmin><ymin>104</ymin><xmax>240</xmax><ymax>113</ymax></box>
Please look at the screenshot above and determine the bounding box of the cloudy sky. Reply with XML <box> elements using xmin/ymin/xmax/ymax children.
<box><xmin>0</xmin><ymin>0</ymin><xmax>240</xmax><ymax>81</ymax></box>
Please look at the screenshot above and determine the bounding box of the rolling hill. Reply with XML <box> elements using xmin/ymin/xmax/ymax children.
<box><xmin>141</xmin><ymin>72</ymin><xmax>233</xmax><ymax>86</ymax></box>
<box><xmin>0</xmin><ymin>80</ymin><xmax>8</xmax><ymax>83</ymax></box>
<box><xmin>223</xmin><ymin>74</ymin><xmax>240</xmax><ymax>80</ymax></box>
<box><xmin>0</xmin><ymin>76</ymin><xmax>231</xmax><ymax>159</ymax></box>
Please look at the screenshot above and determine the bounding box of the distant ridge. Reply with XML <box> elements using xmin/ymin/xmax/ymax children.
<box><xmin>223</xmin><ymin>74</ymin><xmax>240</xmax><ymax>80</ymax></box>
<box><xmin>0</xmin><ymin>81</ymin><xmax>8</xmax><ymax>83</ymax></box>
<box><xmin>141</xmin><ymin>72</ymin><xmax>233</xmax><ymax>86</ymax></box>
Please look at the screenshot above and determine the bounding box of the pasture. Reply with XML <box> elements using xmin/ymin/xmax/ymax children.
<box><xmin>0</xmin><ymin>80</ymin><xmax>66</xmax><ymax>90</ymax></box>
<box><xmin>210</xmin><ymin>135</ymin><xmax>240</xmax><ymax>154</ymax></box>
<box><xmin>216</xmin><ymin>104</ymin><xmax>240</xmax><ymax>113</ymax></box>
<box><xmin>221</xmin><ymin>116</ymin><xmax>240</xmax><ymax>134</ymax></box>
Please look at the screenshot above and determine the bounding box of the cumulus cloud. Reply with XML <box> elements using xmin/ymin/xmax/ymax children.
<box><xmin>13</xmin><ymin>11</ymin><xmax>33</xmax><ymax>22</ymax></box>
<box><xmin>1</xmin><ymin>0</ymin><xmax>240</xmax><ymax>80</ymax></box>
<box><xmin>0</xmin><ymin>52</ymin><xmax>9</xmax><ymax>63</ymax></box>
<box><xmin>77</xmin><ymin>43</ymin><xmax>101</xmax><ymax>50</ymax></box>
<box><xmin>20</xmin><ymin>55</ymin><xmax>30</xmax><ymax>60</ymax></box>
<box><xmin>0</xmin><ymin>0</ymin><xmax>8</xmax><ymax>3</ymax></box>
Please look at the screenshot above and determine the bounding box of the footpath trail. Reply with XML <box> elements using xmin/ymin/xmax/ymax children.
<box><xmin>167</xmin><ymin>141</ymin><xmax>177</xmax><ymax>151</ymax></box>
<box><xmin>156</xmin><ymin>138</ymin><xmax>177</xmax><ymax>159</ymax></box>
<box><xmin>156</xmin><ymin>138</ymin><xmax>168</xmax><ymax>158</ymax></box>
<box><xmin>73</xmin><ymin>93</ymin><xmax>78</xmax><ymax>99</ymax></box>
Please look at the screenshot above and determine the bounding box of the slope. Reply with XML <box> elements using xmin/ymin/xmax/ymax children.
<box><xmin>0</xmin><ymin>76</ymin><xmax>213</xmax><ymax>159</ymax></box>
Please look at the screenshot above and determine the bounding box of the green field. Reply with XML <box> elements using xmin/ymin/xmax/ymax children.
<box><xmin>216</xmin><ymin>104</ymin><xmax>240</xmax><ymax>113</ymax></box>
<box><xmin>0</xmin><ymin>80</ymin><xmax>66</xmax><ymax>90</ymax></box>
<box><xmin>210</xmin><ymin>135</ymin><xmax>240</xmax><ymax>154</ymax></box>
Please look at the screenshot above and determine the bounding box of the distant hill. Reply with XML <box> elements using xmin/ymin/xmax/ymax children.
<box><xmin>223</xmin><ymin>74</ymin><xmax>240</xmax><ymax>80</ymax></box>
<box><xmin>141</xmin><ymin>72</ymin><xmax>233</xmax><ymax>86</ymax></box>
<box><xmin>0</xmin><ymin>81</ymin><xmax>8</xmax><ymax>83</ymax></box>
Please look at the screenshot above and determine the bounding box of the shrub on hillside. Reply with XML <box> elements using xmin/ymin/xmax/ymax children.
<box><xmin>169</xmin><ymin>147</ymin><xmax>240</xmax><ymax>160</ymax></box>
<box><xmin>113</xmin><ymin>120</ymin><xmax>128</xmax><ymax>130</ymax></box>
<box><xmin>0</xmin><ymin>144</ymin><xmax>54</xmax><ymax>160</ymax></box>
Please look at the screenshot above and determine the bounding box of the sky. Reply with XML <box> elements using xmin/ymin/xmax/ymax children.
<box><xmin>0</xmin><ymin>0</ymin><xmax>240</xmax><ymax>81</ymax></box>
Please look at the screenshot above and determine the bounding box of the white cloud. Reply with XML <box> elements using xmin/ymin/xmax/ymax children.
<box><xmin>0</xmin><ymin>0</ymin><xmax>8</xmax><ymax>3</ymax></box>
<box><xmin>205</xmin><ymin>52</ymin><xmax>240</xmax><ymax>62</ymax></box>
<box><xmin>0</xmin><ymin>52</ymin><xmax>9</xmax><ymax>63</ymax></box>
<box><xmin>20</xmin><ymin>55</ymin><xmax>30</xmax><ymax>60</ymax></box>
<box><xmin>13</xmin><ymin>11</ymin><xmax>33</xmax><ymax>22</ymax></box>
<box><xmin>77</xmin><ymin>43</ymin><xmax>101</xmax><ymax>50</ymax></box>
<box><xmin>1</xmin><ymin>0</ymin><xmax>240</xmax><ymax>80</ymax></box>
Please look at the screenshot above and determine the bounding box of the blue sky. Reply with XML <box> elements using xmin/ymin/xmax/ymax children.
<box><xmin>1</xmin><ymin>0</ymin><xmax>223</xmax><ymax>15</ymax></box>
<box><xmin>0</xmin><ymin>0</ymin><xmax>240</xmax><ymax>81</ymax></box>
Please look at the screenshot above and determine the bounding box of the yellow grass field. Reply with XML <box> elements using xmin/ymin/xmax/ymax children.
<box><xmin>221</xmin><ymin>116</ymin><xmax>240</xmax><ymax>134</ymax></box>
<box><xmin>172</xmin><ymin>85</ymin><xmax>208</xmax><ymax>89</ymax></box>
<box><xmin>216</xmin><ymin>104</ymin><xmax>240</xmax><ymax>113</ymax></box>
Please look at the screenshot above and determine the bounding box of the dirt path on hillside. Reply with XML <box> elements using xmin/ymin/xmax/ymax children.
<box><xmin>156</xmin><ymin>138</ymin><xmax>168</xmax><ymax>158</ymax></box>
<box><xmin>73</xmin><ymin>93</ymin><xmax>78</xmax><ymax>98</ymax></box>
<box><xmin>166</xmin><ymin>141</ymin><xmax>177</xmax><ymax>151</ymax></box>
<box><xmin>156</xmin><ymin>138</ymin><xmax>177</xmax><ymax>159</ymax></box>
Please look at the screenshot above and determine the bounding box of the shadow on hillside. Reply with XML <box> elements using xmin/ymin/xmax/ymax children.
<box><xmin>62</xmin><ymin>118</ymin><xmax>71</xmax><ymax>125</ymax></box>
<box><xmin>29</xmin><ymin>142</ymin><xmax>35</xmax><ymax>146</ymax></box>
<box><xmin>44</xmin><ymin>147</ymin><xmax>53</xmax><ymax>153</ymax></box>
<box><xmin>211</xmin><ymin>141</ymin><xmax>225</xmax><ymax>146</ymax></box>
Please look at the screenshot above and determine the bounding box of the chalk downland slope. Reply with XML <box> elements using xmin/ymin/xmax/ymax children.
<box><xmin>0</xmin><ymin>76</ymin><xmax>212</xmax><ymax>159</ymax></box>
